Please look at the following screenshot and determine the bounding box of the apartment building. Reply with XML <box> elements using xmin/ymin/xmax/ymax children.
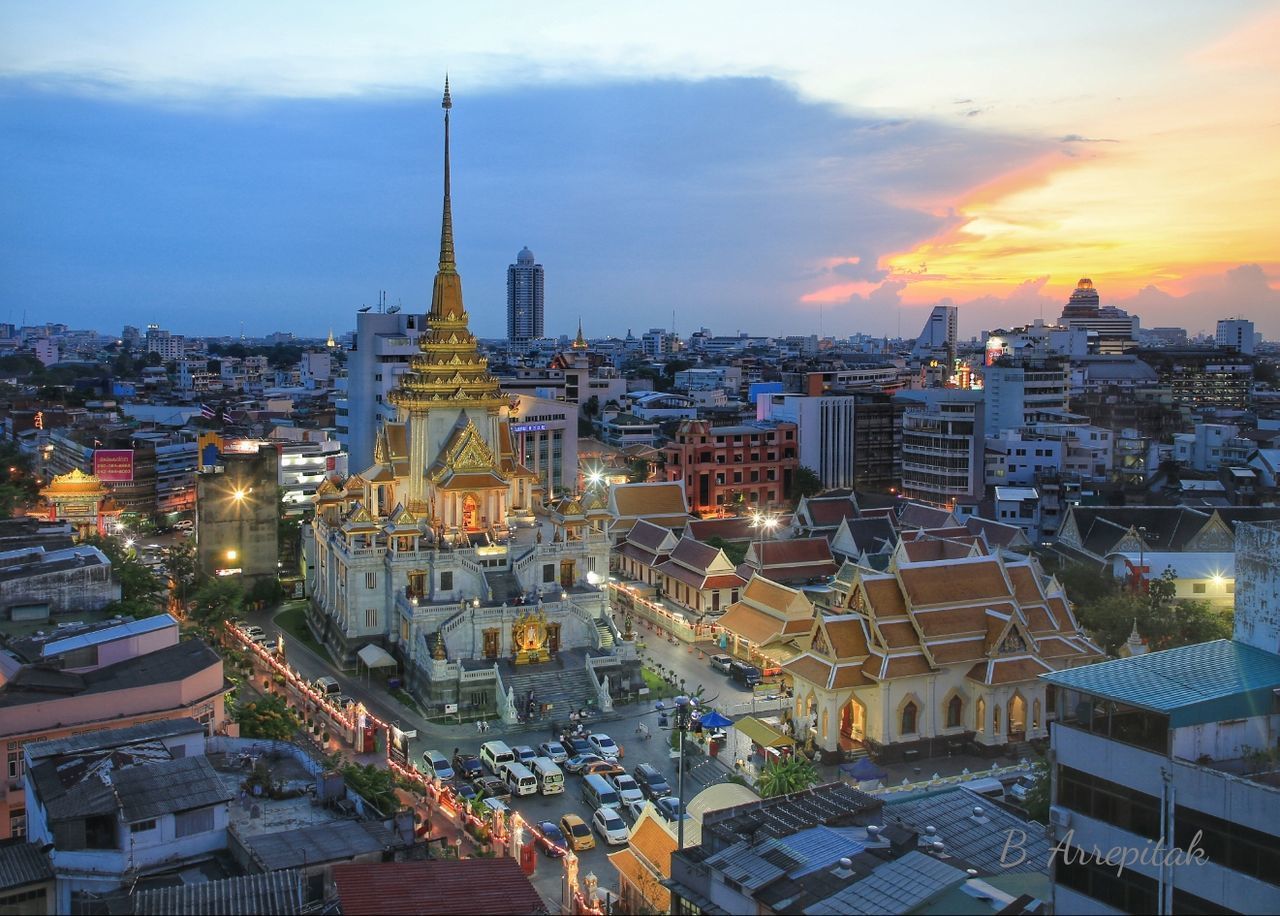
<box><xmin>663</xmin><ymin>419</ymin><xmax>796</xmax><ymax>515</ymax></box>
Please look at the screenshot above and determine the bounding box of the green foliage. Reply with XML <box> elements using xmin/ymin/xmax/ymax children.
<box><xmin>787</xmin><ymin>466</ymin><xmax>823</xmax><ymax>502</ymax></box>
<box><xmin>1073</xmin><ymin>567</ymin><xmax>1232</xmax><ymax>654</ymax></box>
<box><xmin>234</xmin><ymin>692</ymin><xmax>300</xmax><ymax>740</ymax></box>
<box><xmin>756</xmin><ymin>754</ymin><xmax>819</xmax><ymax>798</ymax></box>
<box><xmin>704</xmin><ymin>536</ymin><xmax>748</xmax><ymax>567</ymax></box>
<box><xmin>189</xmin><ymin>576</ymin><xmax>245</xmax><ymax>625</ymax></box>
<box><xmin>341</xmin><ymin>763</ymin><xmax>398</xmax><ymax>816</ymax></box>
<box><xmin>81</xmin><ymin>533</ymin><xmax>165</xmax><ymax>608</ymax></box>
<box><xmin>1053</xmin><ymin>561</ymin><xmax>1120</xmax><ymax>606</ymax></box>
<box><xmin>165</xmin><ymin>541</ymin><xmax>198</xmax><ymax>595</ymax></box>
<box><xmin>627</xmin><ymin>458</ymin><xmax>650</xmax><ymax>482</ymax></box>
<box><xmin>248</xmin><ymin>577</ymin><xmax>285</xmax><ymax>607</ymax></box>
<box><xmin>0</xmin><ymin>444</ymin><xmax>40</xmax><ymax>518</ymax></box>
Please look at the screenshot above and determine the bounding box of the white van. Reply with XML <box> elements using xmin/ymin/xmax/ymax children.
<box><xmin>582</xmin><ymin>772</ymin><xmax>621</xmax><ymax>811</ymax></box>
<box><xmin>504</xmin><ymin>761</ymin><xmax>539</xmax><ymax>797</ymax></box>
<box><xmin>480</xmin><ymin>740</ymin><xmax>515</xmax><ymax>776</ymax></box>
<box><xmin>529</xmin><ymin>756</ymin><xmax>565</xmax><ymax>796</ymax></box>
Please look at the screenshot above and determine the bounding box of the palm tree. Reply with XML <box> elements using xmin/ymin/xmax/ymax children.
<box><xmin>756</xmin><ymin>754</ymin><xmax>819</xmax><ymax>798</ymax></box>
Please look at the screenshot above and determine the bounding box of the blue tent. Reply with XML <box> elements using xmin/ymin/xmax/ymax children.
<box><xmin>840</xmin><ymin>758</ymin><xmax>888</xmax><ymax>781</ymax></box>
<box><xmin>699</xmin><ymin>711</ymin><xmax>733</xmax><ymax>729</ymax></box>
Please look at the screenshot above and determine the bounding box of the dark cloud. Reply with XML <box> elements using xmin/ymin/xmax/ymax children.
<box><xmin>0</xmin><ymin>76</ymin><xmax>1051</xmax><ymax>337</ymax></box>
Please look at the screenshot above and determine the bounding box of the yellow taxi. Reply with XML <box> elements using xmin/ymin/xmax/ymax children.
<box><xmin>559</xmin><ymin>813</ymin><xmax>595</xmax><ymax>851</ymax></box>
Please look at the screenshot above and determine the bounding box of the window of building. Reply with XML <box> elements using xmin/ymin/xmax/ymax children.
<box><xmin>130</xmin><ymin>819</ymin><xmax>158</xmax><ymax>833</ymax></box>
<box><xmin>1057</xmin><ymin>766</ymin><xmax>1160</xmax><ymax>839</ymax></box>
<box><xmin>365</xmin><ymin>572</ymin><xmax>377</xmax><ymax>589</ymax></box>
<box><xmin>946</xmin><ymin>695</ymin><xmax>962</xmax><ymax>728</ymax></box>
<box><xmin>543</xmin><ymin>564</ymin><xmax>556</xmax><ymax>583</ymax></box>
<box><xmin>901</xmin><ymin>701</ymin><xmax>918</xmax><ymax>735</ymax></box>
<box><xmin>1055</xmin><ymin>853</ymin><xmax>1156</xmax><ymax>914</ymax></box>
<box><xmin>174</xmin><ymin>806</ymin><xmax>215</xmax><ymax>838</ymax></box>
<box><xmin>8</xmin><ymin>808</ymin><xmax>24</xmax><ymax>838</ymax></box>
<box><xmin>1193</xmin><ymin>582</ymin><xmax>1206</xmax><ymax>594</ymax></box>
<box><xmin>439</xmin><ymin>571</ymin><xmax>453</xmax><ymax>591</ymax></box>
<box><xmin>365</xmin><ymin>608</ymin><xmax>378</xmax><ymax>628</ymax></box>
<box><xmin>1226</xmin><ymin>582</ymin><xmax>1234</xmax><ymax>594</ymax></box>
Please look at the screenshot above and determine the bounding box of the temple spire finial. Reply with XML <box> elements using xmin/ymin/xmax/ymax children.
<box><xmin>438</xmin><ymin>75</ymin><xmax>455</xmax><ymax>272</ymax></box>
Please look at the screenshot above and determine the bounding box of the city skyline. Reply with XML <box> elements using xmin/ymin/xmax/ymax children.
<box><xmin>2</xmin><ymin>2</ymin><xmax>1277</xmax><ymax>338</ymax></box>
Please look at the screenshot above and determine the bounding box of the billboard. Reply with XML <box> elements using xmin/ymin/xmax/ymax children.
<box><xmin>93</xmin><ymin>449</ymin><xmax>135</xmax><ymax>482</ymax></box>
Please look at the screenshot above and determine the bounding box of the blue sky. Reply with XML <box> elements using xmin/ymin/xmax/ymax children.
<box><xmin>2</xmin><ymin>2</ymin><xmax>1277</xmax><ymax>339</ymax></box>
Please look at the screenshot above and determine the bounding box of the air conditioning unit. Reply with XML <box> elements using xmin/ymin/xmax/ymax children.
<box><xmin>1049</xmin><ymin>805</ymin><xmax>1072</xmax><ymax>829</ymax></box>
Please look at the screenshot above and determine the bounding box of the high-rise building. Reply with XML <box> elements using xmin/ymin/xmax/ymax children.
<box><xmin>1041</xmin><ymin>519</ymin><xmax>1280</xmax><ymax>915</ymax></box>
<box><xmin>506</xmin><ymin>246</ymin><xmax>544</xmax><ymax>344</ymax></box>
<box><xmin>910</xmin><ymin>305</ymin><xmax>958</xmax><ymax>362</ymax></box>
<box><xmin>1215</xmin><ymin>317</ymin><xmax>1255</xmax><ymax>355</ymax></box>
<box><xmin>1058</xmin><ymin>278</ymin><xmax>1139</xmax><ymax>354</ymax></box>
<box><xmin>896</xmin><ymin>388</ymin><xmax>985</xmax><ymax>505</ymax></box>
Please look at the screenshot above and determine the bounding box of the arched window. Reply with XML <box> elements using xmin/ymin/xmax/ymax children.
<box><xmin>946</xmin><ymin>695</ymin><xmax>963</xmax><ymax>729</ymax></box>
<box><xmin>901</xmin><ymin>701</ymin><xmax>918</xmax><ymax>735</ymax></box>
<box><xmin>993</xmin><ymin>704</ymin><xmax>1002</xmax><ymax>734</ymax></box>
<box><xmin>976</xmin><ymin>697</ymin><xmax>986</xmax><ymax>733</ymax></box>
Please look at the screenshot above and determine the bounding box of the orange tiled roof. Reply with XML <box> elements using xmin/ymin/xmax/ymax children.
<box><xmin>628</xmin><ymin>817</ymin><xmax>676</xmax><ymax>874</ymax></box>
<box><xmin>1006</xmin><ymin>564</ymin><xmax>1045</xmax><ymax>604</ymax></box>
<box><xmin>784</xmin><ymin>653</ymin><xmax>834</xmax><ymax>686</ymax></box>
<box><xmin>437</xmin><ymin>471</ymin><xmax>509</xmax><ymax>490</ymax></box>
<box><xmin>831</xmin><ymin>663</ymin><xmax>875</xmax><ymax>689</ymax></box>
<box><xmin>898</xmin><ymin>557</ymin><xmax>1012</xmax><ymax>607</ymax></box>
<box><xmin>912</xmin><ymin>604</ymin><xmax>996</xmax><ymax>638</ymax></box>
<box><xmin>926</xmin><ymin>638</ymin><xmax>986</xmax><ymax>664</ymax></box>
<box><xmin>611</xmin><ymin>482</ymin><xmax>689</xmax><ymax>518</ymax></box>
<box><xmin>966</xmin><ymin>656</ymin><xmax>1054</xmax><ymax>685</ymax></box>
<box><xmin>609</xmin><ymin>848</ymin><xmax>670</xmax><ymax>912</ymax></box>
<box><xmin>880</xmin><ymin>654</ymin><xmax>933</xmax><ymax>679</ymax></box>
<box><xmin>876</xmin><ymin>621</ymin><xmax>918</xmax><ymax>649</ymax></box>
<box><xmin>823</xmin><ymin>617</ymin><xmax>870</xmax><ymax>659</ymax></box>
<box><xmin>861</xmin><ymin>576</ymin><xmax>907</xmax><ymax>616</ymax></box>
<box><xmin>718</xmin><ymin>603</ymin><xmax>787</xmax><ymax>646</ymax></box>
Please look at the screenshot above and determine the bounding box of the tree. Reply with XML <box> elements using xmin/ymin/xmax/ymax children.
<box><xmin>81</xmin><ymin>533</ymin><xmax>165</xmax><ymax>612</ymax></box>
<box><xmin>341</xmin><ymin>763</ymin><xmax>399</xmax><ymax>816</ymax></box>
<box><xmin>189</xmin><ymin>577</ymin><xmax>245</xmax><ymax>626</ymax></box>
<box><xmin>756</xmin><ymin>754</ymin><xmax>819</xmax><ymax>798</ymax></box>
<box><xmin>1053</xmin><ymin>561</ymin><xmax>1119</xmax><ymax>606</ymax></box>
<box><xmin>1073</xmin><ymin>567</ymin><xmax>1232</xmax><ymax>654</ymax></box>
<box><xmin>787</xmin><ymin>466</ymin><xmax>823</xmax><ymax>502</ymax></box>
<box><xmin>705</xmin><ymin>536</ymin><xmax>748</xmax><ymax>567</ymax></box>
<box><xmin>166</xmin><ymin>541</ymin><xmax>198</xmax><ymax>602</ymax></box>
<box><xmin>234</xmin><ymin>693</ymin><xmax>300</xmax><ymax>740</ymax></box>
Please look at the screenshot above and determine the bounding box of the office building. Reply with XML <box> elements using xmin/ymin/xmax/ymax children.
<box><xmin>910</xmin><ymin>305</ymin><xmax>958</xmax><ymax>362</ymax></box>
<box><xmin>896</xmin><ymin>389</ymin><xmax>985</xmax><ymax>505</ymax></box>
<box><xmin>506</xmin><ymin>246</ymin><xmax>544</xmax><ymax>345</ymax></box>
<box><xmin>1215</xmin><ymin>317</ymin><xmax>1256</xmax><ymax>355</ymax></box>
<box><xmin>1040</xmin><ymin>519</ymin><xmax>1280</xmax><ymax>915</ymax></box>
<box><xmin>982</xmin><ymin>360</ymin><xmax>1070</xmax><ymax>438</ymax></box>
<box><xmin>1058</xmin><ymin>279</ymin><xmax>1139</xmax><ymax>354</ymax></box>
<box><xmin>508</xmin><ymin>392</ymin><xmax>577</xmax><ymax>498</ymax></box>
<box><xmin>662</xmin><ymin>419</ymin><xmax>797</xmax><ymax>514</ymax></box>
<box><xmin>337</xmin><ymin>308</ymin><xmax>421</xmax><ymax>476</ymax></box>
<box><xmin>195</xmin><ymin>441</ymin><xmax>279</xmax><ymax>585</ymax></box>
<box><xmin>758</xmin><ymin>392</ymin><xmax>904</xmax><ymax>492</ymax></box>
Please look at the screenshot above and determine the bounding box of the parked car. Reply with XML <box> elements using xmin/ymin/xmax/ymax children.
<box><xmin>512</xmin><ymin>745</ymin><xmax>538</xmax><ymax>765</ymax></box>
<box><xmin>560</xmin><ymin>813</ymin><xmax>595</xmax><ymax>852</ymax></box>
<box><xmin>728</xmin><ymin>660</ymin><xmax>762</xmax><ymax>688</ymax></box>
<box><xmin>583</xmin><ymin>760</ymin><xmax>625</xmax><ymax>780</ymax></box>
<box><xmin>632</xmin><ymin>763</ymin><xmax>671</xmax><ymax>800</ymax></box>
<box><xmin>421</xmin><ymin>749</ymin><xmax>454</xmax><ymax>782</ymax></box>
<box><xmin>314</xmin><ymin>675</ymin><xmax>341</xmax><ymax>696</ymax></box>
<box><xmin>622</xmin><ymin>798</ymin><xmax>648</xmax><ymax>821</ymax></box>
<box><xmin>609</xmin><ymin>773</ymin><xmax>644</xmax><ymax>807</ymax></box>
<box><xmin>654</xmin><ymin>796</ymin><xmax>690</xmax><ymax>823</ymax></box>
<box><xmin>475</xmin><ymin>776</ymin><xmax>511</xmax><ymax>800</ymax></box>
<box><xmin>175</xmin><ymin>519</ymin><xmax>194</xmax><ymax>531</ymax></box>
<box><xmin>536</xmin><ymin>821</ymin><xmax>568</xmax><ymax>858</ymax></box>
<box><xmin>242</xmin><ymin>625</ymin><xmax>266</xmax><ymax>638</ymax></box>
<box><xmin>538</xmin><ymin>740</ymin><xmax>569</xmax><ymax>765</ymax></box>
<box><xmin>453</xmin><ymin>754</ymin><xmax>484</xmax><ymax>780</ymax></box>
<box><xmin>709</xmin><ymin>654</ymin><xmax>733</xmax><ymax>674</ymax></box>
<box><xmin>587</xmin><ymin>733</ymin><xmax>622</xmax><ymax>760</ymax></box>
<box><xmin>450</xmin><ymin>780</ymin><xmax>478</xmax><ymax>802</ymax></box>
<box><xmin>564</xmin><ymin>754</ymin><xmax>603</xmax><ymax>775</ymax></box>
<box><xmin>592</xmin><ymin>806</ymin><xmax>629</xmax><ymax>846</ymax></box>
<box><xmin>565</xmin><ymin>736</ymin><xmax>594</xmax><ymax>756</ymax></box>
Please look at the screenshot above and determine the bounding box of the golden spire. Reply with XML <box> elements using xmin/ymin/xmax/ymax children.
<box><xmin>572</xmin><ymin>318</ymin><xmax>588</xmax><ymax>350</ymax></box>
<box><xmin>438</xmin><ymin>75</ymin><xmax>455</xmax><ymax>273</ymax></box>
<box><xmin>389</xmin><ymin>76</ymin><xmax>504</xmax><ymax>412</ymax></box>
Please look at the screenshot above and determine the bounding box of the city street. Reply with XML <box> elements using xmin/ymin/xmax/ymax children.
<box><xmin>244</xmin><ymin>599</ymin><xmax>765</xmax><ymax>906</ymax></box>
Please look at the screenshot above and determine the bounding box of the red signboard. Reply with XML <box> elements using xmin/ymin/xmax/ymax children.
<box><xmin>93</xmin><ymin>449</ymin><xmax>135</xmax><ymax>482</ymax></box>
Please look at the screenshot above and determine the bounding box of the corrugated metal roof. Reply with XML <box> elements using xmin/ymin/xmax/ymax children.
<box><xmin>803</xmin><ymin>851</ymin><xmax>965</xmax><ymax>915</ymax></box>
<box><xmin>26</xmin><ymin>717</ymin><xmax>202</xmax><ymax>761</ymax></box>
<box><xmin>0</xmin><ymin>840</ymin><xmax>53</xmax><ymax>892</ymax></box>
<box><xmin>131</xmin><ymin>869</ymin><xmax>304</xmax><ymax>915</ymax></box>
<box><xmin>1041</xmin><ymin>639</ymin><xmax>1280</xmax><ymax>723</ymax></box>
<box><xmin>116</xmin><ymin>755</ymin><xmax>233</xmax><ymax>821</ymax></box>
<box><xmin>41</xmin><ymin>613</ymin><xmax>176</xmax><ymax>657</ymax></box>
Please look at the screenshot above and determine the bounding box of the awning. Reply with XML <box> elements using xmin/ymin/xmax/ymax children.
<box><xmin>357</xmin><ymin>644</ymin><xmax>397</xmax><ymax>669</ymax></box>
<box><xmin>734</xmin><ymin>715</ymin><xmax>793</xmax><ymax>749</ymax></box>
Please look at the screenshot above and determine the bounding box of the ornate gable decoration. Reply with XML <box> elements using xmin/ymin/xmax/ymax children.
<box><xmin>811</xmin><ymin>625</ymin><xmax>831</xmax><ymax>657</ymax></box>
<box><xmin>1187</xmin><ymin>512</ymin><xmax>1234</xmax><ymax>551</ymax></box>
<box><xmin>1114</xmin><ymin>531</ymin><xmax>1145</xmax><ymax>554</ymax></box>
<box><xmin>443</xmin><ymin>420</ymin><xmax>497</xmax><ymax>472</ymax></box>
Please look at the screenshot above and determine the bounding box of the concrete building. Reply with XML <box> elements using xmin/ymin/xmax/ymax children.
<box><xmin>981</xmin><ymin>360</ymin><xmax>1070</xmax><ymax>438</ymax></box>
<box><xmin>336</xmin><ymin>309</ymin><xmax>421</xmax><ymax>476</ymax></box>
<box><xmin>1041</xmin><ymin>521</ymin><xmax>1280</xmax><ymax>915</ymax></box>
<box><xmin>896</xmin><ymin>389</ymin><xmax>985</xmax><ymax>505</ymax></box>
<box><xmin>758</xmin><ymin>392</ymin><xmax>903</xmax><ymax>493</ymax></box>
<box><xmin>0</xmin><ymin>544</ymin><xmax>118</xmax><ymax>620</ymax></box>
<box><xmin>195</xmin><ymin>441</ymin><xmax>280</xmax><ymax>584</ymax></box>
<box><xmin>144</xmin><ymin>325</ymin><xmax>184</xmax><ymax>361</ymax></box>
<box><xmin>662</xmin><ymin>419</ymin><xmax>797</xmax><ymax>515</ymax></box>
<box><xmin>507</xmin><ymin>392</ymin><xmax>577</xmax><ymax>498</ymax></box>
<box><xmin>910</xmin><ymin>305</ymin><xmax>958</xmax><ymax>362</ymax></box>
<box><xmin>506</xmin><ymin>247</ymin><xmax>544</xmax><ymax>345</ymax></box>
<box><xmin>299</xmin><ymin>349</ymin><xmax>333</xmax><ymax>389</ymax></box>
<box><xmin>0</xmin><ymin>631</ymin><xmax>226</xmax><ymax>841</ymax></box>
<box><xmin>1059</xmin><ymin>279</ymin><xmax>1139</xmax><ymax>354</ymax></box>
<box><xmin>673</xmin><ymin>365</ymin><xmax>743</xmax><ymax>393</ymax></box>
<box><xmin>23</xmin><ymin>719</ymin><xmax>231</xmax><ymax>912</ymax></box>
<box><xmin>1215</xmin><ymin>317</ymin><xmax>1255</xmax><ymax>355</ymax></box>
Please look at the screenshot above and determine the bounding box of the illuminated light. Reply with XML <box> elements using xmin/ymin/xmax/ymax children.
<box><xmin>232</xmin><ymin>488</ymin><xmax>247</xmax><ymax>501</ymax></box>
<box><xmin>226</xmin><ymin>549</ymin><xmax>238</xmax><ymax>561</ymax></box>
<box><xmin>124</xmin><ymin>538</ymin><xmax>135</xmax><ymax>548</ymax></box>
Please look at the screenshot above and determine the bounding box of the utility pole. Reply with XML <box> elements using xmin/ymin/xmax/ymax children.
<box><xmin>673</xmin><ymin>694</ymin><xmax>697</xmax><ymax>851</ymax></box>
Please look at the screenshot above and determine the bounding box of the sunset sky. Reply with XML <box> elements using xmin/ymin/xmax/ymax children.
<box><xmin>2</xmin><ymin>1</ymin><xmax>1277</xmax><ymax>339</ymax></box>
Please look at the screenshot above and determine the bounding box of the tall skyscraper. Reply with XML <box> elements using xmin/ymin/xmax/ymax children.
<box><xmin>506</xmin><ymin>246</ymin><xmax>544</xmax><ymax>344</ymax></box>
<box><xmin>910</xmin><ymin>304</ymin><xmax>958</xmax><ymax>362</ymax></box>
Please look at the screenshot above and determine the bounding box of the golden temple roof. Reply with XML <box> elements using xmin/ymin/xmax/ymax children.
<box><xmin>41</xmin><ymin>468</ymin><xmax>107</xmax><ymax>498</ymax></box>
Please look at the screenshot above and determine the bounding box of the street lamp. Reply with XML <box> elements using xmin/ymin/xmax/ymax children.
<box><xmin>671</xmin><ymin>694</ymin><xmax>699</xmax><ymax>851</ymax></box>
<box><xmin>749</xmin><ymin>510</ymin><xmax>779</xmax><ymax>569</ymax></box>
